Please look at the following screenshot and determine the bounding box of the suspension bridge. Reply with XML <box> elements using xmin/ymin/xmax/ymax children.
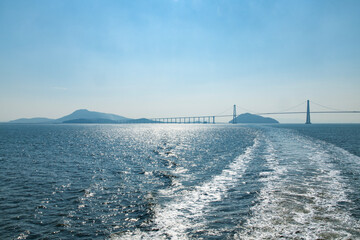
<box><xmin>148</xmin><ymin>100</ymin><xmax>360</xmax><ymax>124</ymax></box>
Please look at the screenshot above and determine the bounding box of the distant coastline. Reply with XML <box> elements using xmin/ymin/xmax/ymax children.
<box><xmin>7</xmin><ymin>109</ymin><xmax>280</xmax><ymax>125</ymax></box>
<box><xmin>7</xmin><ymin>109</ymin><xmax>157</xmax><ymax>124</ymax></box>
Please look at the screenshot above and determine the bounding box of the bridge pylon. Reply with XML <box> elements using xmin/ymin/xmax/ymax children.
<box><xmin>233</xmin><ymin>105</ymin><xmax>237</xmax><ymax>124</ymax></box>
<box><xmin>305</xmin><ymin>100</ymin><xmax>311</xmax><ymax>124</ymax></box>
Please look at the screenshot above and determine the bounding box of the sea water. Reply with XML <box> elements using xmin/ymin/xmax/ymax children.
<box><xmin>0</xmin><ymin>124</ymin><xmax>359</xmax><ymax>239</ymax></box>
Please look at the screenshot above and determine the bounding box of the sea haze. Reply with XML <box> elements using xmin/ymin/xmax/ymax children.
<box><xmin>0</xmin><ymin>124</ymin><xmax>359</xmax><ymax>239</ymax></box>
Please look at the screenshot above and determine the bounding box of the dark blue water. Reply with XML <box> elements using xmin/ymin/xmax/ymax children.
<box><xmin>0</xmin><ymin>124</ymin><xmax>359</xmax><ymax>239</ymax></box>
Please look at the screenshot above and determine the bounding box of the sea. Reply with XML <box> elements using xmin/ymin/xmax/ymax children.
<box><xmin>0</xmin><ymin>123</ymin><xmax>359</xmax><ymax>239</ymax></box>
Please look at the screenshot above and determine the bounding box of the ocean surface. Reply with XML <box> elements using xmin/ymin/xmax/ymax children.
<box><xmin>0</xmin><ymin>123</ymin><xmax>359</xmax><ymax>239</ymax></box>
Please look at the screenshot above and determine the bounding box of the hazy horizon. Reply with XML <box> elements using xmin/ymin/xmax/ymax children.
<box><xmin>1</xmin><ymin>0</ymin><xmax>360</xmax><ymax>123</ymax></box>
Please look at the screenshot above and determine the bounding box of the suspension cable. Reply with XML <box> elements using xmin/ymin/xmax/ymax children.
<box><xmin>214</xmin><ymin>106</ymin><xmax>234</xmax><ymax>116</ymax></box>
<box><xmin>278</xmin><ymin>101</ymin><xmax>307</xmax><ymax>112</ymax></box>
<box><xmin>310</xmin><ymin>100</ymin><xmax>343</xmax><ymax>111</ymax></box>
<box><xmin>236</xmin><ymin>105</ymin><xmax>258</xmax><ymax>114</ymax></box>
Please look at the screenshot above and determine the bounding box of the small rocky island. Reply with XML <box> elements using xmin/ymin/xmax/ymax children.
<box><xmin>229</xmin><ymin>113</ymin><xmax>279</xmax><ymax>124</ymax></box>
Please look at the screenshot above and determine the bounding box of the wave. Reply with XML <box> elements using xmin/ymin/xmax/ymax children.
<box><xmin>110</xmin><ymin>126</ymin><xmax>360</xmax><ymax>239</ymax></box>
<box><xmin>236</xmin><ymin>127</ymin><xmax>360</xmax><ymax>239</ymax></box>
<box><xmin>111</xmin><ymin>134</ymin><xmax>261</xmax><ymax>239</ymax></box>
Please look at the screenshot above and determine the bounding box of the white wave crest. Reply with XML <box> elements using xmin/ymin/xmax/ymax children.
<box><xmin>111</xmin><ymin>137</ymin><xmax>260</xmax><ymax>239</ymax></box>
<box><xmin>237</xmin><ymin>128</ymin><xmax>360</xmax><ymax>240</ymax></box>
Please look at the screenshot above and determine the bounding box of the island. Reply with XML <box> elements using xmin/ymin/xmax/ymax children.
<box><xmin>229</xmin><ymin>113</ymin><xmax>279</xmax><ymax>124</ymax></box>
<box><xmin>8</xmin><ymin>109</ymin><xmax>157</xmax><ymax>124</ymax></box>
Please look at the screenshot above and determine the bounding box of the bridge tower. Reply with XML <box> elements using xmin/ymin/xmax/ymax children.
<box><xmin>233</xmin><ymin>105</ymin><xmax>237</xmax><ymax>124</ymax></box>
<box><xmin>305</xmin><ymin>100</ymin><xmax>311</xmax><ymax>124</ymax></box>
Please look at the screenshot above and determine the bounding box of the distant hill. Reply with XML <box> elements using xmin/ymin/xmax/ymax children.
<box><xmin>9</xmin><ymin>117</ymin><xmax>55</xmax><ymax>124</ymax></box>
<box><xmin>55</xmin><ymin>109</ymin><xmax>130</xmax><ymax>123</ymax></box>
<box><xmin>9</xmin><ymin>109</ymin><xmax>131</xmax><ymax>124</ymax></box>
<box><xmin>229</xmin><ymin>113</ymin><xmax>279</xmax><ymax>124</ymax></box>
<box><xmin>63</xmin><ymin>118</ymin><xmax>118</xmax><ymax>124</ymax></box>
<box><xmin>63</xmin><ymin>118</ymin><xmax>157</xmax><ymax>124</ymax></box>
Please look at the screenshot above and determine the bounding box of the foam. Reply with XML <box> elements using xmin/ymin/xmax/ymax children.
<box><xmin>111</xmin><ymin>137</ymin><xmax>260</xmax><ymax>239</ymax></box>
<box><xmin>236</xmin><ymin>128</ymin><xmax>360</xmax><ymax>239</ymax></box>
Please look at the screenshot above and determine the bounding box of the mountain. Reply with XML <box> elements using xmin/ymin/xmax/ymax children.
<box><xmin>62</xmin><ymin>118</ymin><xmax>118</xmax><ymax>124</ymax></box>
<box><xmin>62</xmin><ymin>118</ymin><xmax>157</xmax><ymax>124</ymax></box>
<box><xmin>55</xmin><ymin>109</ymin><xmax>130</xmax><ymax>123</ymax></box>
<box><xmin>8</xmin><ymin>109</ymin><xmax>131</xmax><ymax>124</ymax></box>
<box><xmin>9</xmin><ymin>117</ymin><xmax>55</xmax><ymax>124</ymax></box>
<box><xmin>229</xmin><ymin>113</ymin><xmax>279</xmax><ymax>124</ymax></box>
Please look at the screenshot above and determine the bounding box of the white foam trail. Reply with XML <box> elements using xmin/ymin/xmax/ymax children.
<box><xmin>237</xmin><ymin>128</ymin><xmax>360</xmax><ymax>239</ymax></box>
<box><xmin>112</xmin><ymin>136</ymin><xmax>260</xmax><ymax>239</ymax></box>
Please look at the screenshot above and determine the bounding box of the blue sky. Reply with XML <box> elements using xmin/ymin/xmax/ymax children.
<box><xmin>0</xmin><ymin>0</ymin><xmax>359</xmax><ymax>123</ymax></box>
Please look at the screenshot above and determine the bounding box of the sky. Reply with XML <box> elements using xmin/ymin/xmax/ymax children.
<box><xmin>0</xmin><ymin>0</ymin><xmax>359</xmax><ymax>123</ymax></box>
